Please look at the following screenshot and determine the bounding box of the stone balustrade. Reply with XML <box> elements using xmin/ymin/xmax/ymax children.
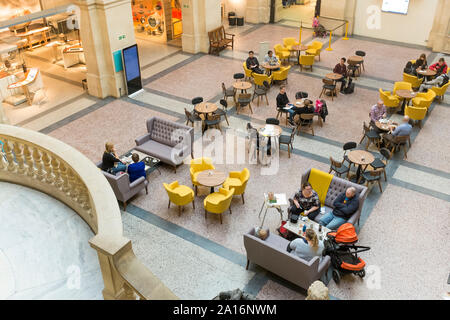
<box><xmin>0</xmin><ymin>124</ymin><xmax>177</xmax><ymax>300</ymax></box>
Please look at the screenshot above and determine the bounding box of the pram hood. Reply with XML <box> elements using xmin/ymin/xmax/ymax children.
<box><xmin>327</xmin><ymin>223</ymin><xmax>358</xmax><ymax>244</ymax></box>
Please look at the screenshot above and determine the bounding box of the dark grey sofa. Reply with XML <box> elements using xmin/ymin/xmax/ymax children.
<box><xmin>243</xmin><ymin>228</ymin><xmax>331</xmax><ymax>289</ymax></box>
<box><xmin>300</xmin><ymin>168</ymin><xmax>368</xmax><ymax>227</ymax></box>
<box><xmin>135</xmin><ymin>117</ymin><xmax>194</xmax><ymax>172</ymax></box>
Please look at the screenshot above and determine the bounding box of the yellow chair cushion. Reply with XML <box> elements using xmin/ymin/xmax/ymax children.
<box><xmin>224</xmin><ymin>177</ymin><xmax>241</xmax><ymax>187</ymax></box>
<box><xmin>307</xmin><ymin>168</ymin><xmax>333</xmax><ymax>205</ymax></box>
<box><xmin>173</xmin><ymin>185</ymin><xmax>194</xmax><ymax>198</ymax></box>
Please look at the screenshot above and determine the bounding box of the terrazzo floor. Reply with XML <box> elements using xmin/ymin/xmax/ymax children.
<box><xmin>3</xmin><ymin>21</ymin><xmax>450</xmax><ymax>300</ymax></box>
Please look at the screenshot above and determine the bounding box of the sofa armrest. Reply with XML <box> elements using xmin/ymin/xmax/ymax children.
<box><xmin>130</xmin><ymin>176</ymin><xmax>145</xmax><ymax>189</ymax></box>
<box><xmin>318</xmin><ymin>256</ymin><xmax>331</xmax><ymax>275</ymax></box>
<box><xmin>135</xmin><ymin>134</ymin><xmax>150</xmax><ymax>146</ymax></box>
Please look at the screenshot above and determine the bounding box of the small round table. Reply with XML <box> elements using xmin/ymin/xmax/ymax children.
<box><xmin>416</xmin><ymin>68</ymin><xmax>436</xmax><ymax>77</ymax></box>
<box><xmin>233</xmin><ymin>81</ymin><xmax>252</xmax><ymax>93</ymax></box>
<box><xmin>258</xmin><ymin>124</ymin><xmax>282</xmax><ymax>158</ymax></box>
<box><xmin>194</xmin><ymin>102</ymin><xmax>218</xmax><ymax>114</ymax></box>
<box><xmin>395</xmin><ymin>89</ymin><xmax>417</xmax><ymax>115</ymax></box>
<box><xmin>261</xmin><ymin>64</ymin><xmax>280</xmax><ymax>75</ymax></box>
<box><xmin>347</xmin><ymin>150</ymin><xmax>375</xmax><ymax>184</ymax></box>
<box><xmin>290</xmin><ymin>45</ymin><xmax>308</xmax><ymax>64</ymax></box>
<box><xmin>196</xmin><ymin>170</ymin><xmax>227</xmax><ymax>194</ymax></box>
<box><xmin>348</xmin><ymin>55</ymin><xmax>364</xmax><ymax>64</ymax></box>
<box><xmin>326</xmin><ymin>73</ymin><xmax>344</xmax><ymax>81</ymax></box>
<box><xmin>375</xmin><ymin>120</ymin><xmax>397</xmax><ymax>132</ymax></box>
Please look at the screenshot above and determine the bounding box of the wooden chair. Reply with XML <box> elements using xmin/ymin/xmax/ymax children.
<box><xmin>184</xmin><ymin>108</ymin><xmax>202</xmax><ymax>127</ymax></box>
<box><xmin>214</xmin><ymin>99</ymin><xmax>230</xmax><ymax>126</ymax></box>
<box><xmin>361</xmin><ymin>168</ymin><xmax>384</xmax><ymax>193</ymax></box>
<box><xmin>222</xmin><ymin>82</ymin><xmax>236</xmax><ymax>104</ymax></box>
<box><xmin>359</xmin><ymin>122</ymin><xmax>380</xmax><ymax>150</ymax></box>
<box><xmin>386</xmin><ymin>135</ymin><xmax>409</xmax><ymax>159</ymax></box>
<box><xmin>208</xmin><ymin>26</ymin><xmax>234</xmax><ymax>55</ymax></box>
<box><xmin>279</xmin><ymin>127</ymin><xmax>296</xmax><ymax>158</ymax></box>
<box><xmin>204</xmin><ymin>114</ymin><xmax>222</xmax><ymax>133</ymax></box>
<box><xmin>236</xmin><ymin>93</ymin><xmax>253</xmax><ymax>114</ymax></box>
<box><xmin>296</xmin><ymin>113</ymin><xmax>315</xmax><ymax>136</ymax></box>
<box><xmin>320</xmin><ymin>78</ymin><xmax>337</xmax><ymax>101</ymax></box>
<box><xmin>368</xmin><ymin>148</ymin><xmax>391</xmax><ymax>182</ymax></box>
<box><xmin>276</xmin><ymin>105</ymin><xmax>290</xmax><ymax>126</ymax></box>
<box><xmin>329</xmin><ymin>156</ymin><xmax>350</xmax><ymax>179</ymax></box>
<box><xmin>252</xmin><ymin>80</ymin><xmax>270</xmax><ymax>106</ymax></box>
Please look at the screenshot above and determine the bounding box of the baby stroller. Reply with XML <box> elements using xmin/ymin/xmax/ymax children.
<box><xmin>323</xmin><ymin>223</ymin><xmax>370</xmax><ymax>284</ymax></box>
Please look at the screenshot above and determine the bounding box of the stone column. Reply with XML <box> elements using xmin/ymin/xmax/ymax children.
<box><xmin>427</xmin><ymin>0</ymin><xmax>450</xmax><ymax>53</ymax></box>
<box><xmin>74</xmin><ymin>0</ymin><xmax>137</xmax><ymax>98</ymax></box>
<box><xmin>181</xmin><ymin>0</ymin><xmax>221</xmax><ymax>54</ymax></box>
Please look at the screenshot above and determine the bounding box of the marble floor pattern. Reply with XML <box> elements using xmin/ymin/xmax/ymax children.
<box><xmin>0</xmin><ymin>182</ymin><xmax>103</xmax><ymax>300</ymax></box>
<box><xmin>2</xmin><ymin>22</ymin><xmax>450</xmax><ymax>300</ymax></box>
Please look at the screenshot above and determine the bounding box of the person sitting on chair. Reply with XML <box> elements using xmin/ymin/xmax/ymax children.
<box><xmin>127</xmin><ymin>153</ymin><xmax>147</xmax><ymax>183</ymax></box>
<box><xmin>418</xmin><ymin>73</ymin><xmax>449</xmax><ymax>92</ymax></box>
<box><xmin>264</xmin><ymin>50</ymin><xmax>280</xmax><ymax>71</ymax></box>
<box><xmin>429</xmin><ymin>58</ymin><xmax>448</xmax><ymax>76</ymax></box>
<box><xmin>333</xmin><ymin>58</ymin><xmax>348</xmax><ymax>93</ymax></box>
<box><xmin>319</xmin><ymin>187</ymin><xmax>359</xmax><ymax>230</ymax></box>
<box><xmin>246</xmin><ymin>50</ymin><xmax>263</xmax><ymax>74</ymax></box>
<box><xmin>383</xmin><ymin>115</ymin><xmax>412</xmax><ymax>146</ymax></box>
<box><xmin>101</xmin><ymin>142</ymin><xmax>126</xmax><ymax>175</ymax></box>
<box><xmin>288</xmin><ymin>182</ymin><xmax>321</xmax><ymax>220</ymax></box>
<box><xmin>403</xmin><ymin>61</ymin><xmax>415</xmax><ymax>76</ymax></box>
<box><xmin>288</xmin><ymin>228</ymin><xmax>324</xmax><ymax>261</ymax></box>
<box><xmin>277</xmin><ymin>86</ymin><xmax>296</xmax><ymax>122</ymax></box>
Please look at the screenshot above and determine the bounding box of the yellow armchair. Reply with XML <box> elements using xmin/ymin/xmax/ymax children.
<box><xmin>272</xmin><ymin>65</ymin><xmax>291</xmax><ymax>84</ymax></box>
<box><xmin>274</xmin><ymin>44</ymin><xmax>290</xmax><ymax>64</ymax></box>
<box><xmin>190</xmin><ymin>157</ymin><xmax>215</xmax><ymax>194</ymax></box>
<box><xmin>299</xmin><ymin>54</ymin><xmax>314</xmax><ymax>72</ymax></box>
<box><xmin>430</xmin><ymin>82</ymin><xmax>449</xmax><ymax>102</ymax></box>
<box><xmin>393</xmin><ymin>81</ymin><xmax>412</xmax><ymax>97</ymax></box>
<box><xmin>282</xmin><ymin>37</ymin><xmax>299</xmax><ymax>50</ymax></box>
<box><xmin>223</xmin><ymin>168</ymin><xmax>250</xmax><ymax>204</ymax></box>
<box><xmin>379</xmin><ymin>88</ymin><xmax>400</xmax><ymax>109</ymax></box>
<box><xmin>412</xmin><ymin>90</ymin><xmax>436</xmax><ymax>109</ymax></box>
<box><xmin>163</xmin><ymin>181</ymin><xmax>195</xmax><ymax>215</ymax></box>
<box><xmin>253</xmin><ymin>72</ymin><xmax>273</xmax><ymax>87</ymax></box>
<box><xmin>243</xmin><ymin>61</ymin><xmax>253</xmax><ymax>81</ymax></box>
<box><xmin>405</xmin><ymin>105</ymin><xmax>427</xmax><ymax>128</ymax></box>
<box><xmin>403</xmin><ymin>73</ymin><xmax>423</xmax><ymax>89</ymax></box>
<box><xmin>306</xmin><ymin>41</ymin><xmax>323</xmax><ymax>61</ymax></box>
<box><xmin>204</xmin><ymin>186</ymin><xmax>235</xmax><ymax>224</ymax></box>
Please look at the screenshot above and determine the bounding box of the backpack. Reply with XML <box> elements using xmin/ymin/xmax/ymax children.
<box><xmin>314</xmin><ymin>99</ymin><xmax>323</xmax><ymax>113</ymax></box>
<box><xmin>343</xmin><ymin>78</ymin><xmax>355</xmax><ymax>94</ymax></box>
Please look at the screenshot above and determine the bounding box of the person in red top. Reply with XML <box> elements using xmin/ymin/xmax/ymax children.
<box><xmin>333</xmin><ymin>57</ymin><xmax>348</xmax><ymax>92</ymax></box>
<box><xmin>429</xmin><ymin>58</ymin><xmax>448</xmax><ymax>76</ymax></box>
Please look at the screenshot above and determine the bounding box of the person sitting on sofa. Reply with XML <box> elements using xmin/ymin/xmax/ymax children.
<box><xmin>288</xmin><ymin>229</ymin><xmax>324</xmax><ymax>261</ymax></box>
<box><xmin>288</xmin><ymin>182</ymin><xmax>321</xmax><ymax>220</ymax></box>
<box><xmin>127</xmin><ymin>153</ymin><xmax>146</xmax><ymax>183</ymax></box>
<box><xmin>101</xmin><ymin>142</ymin><xmax>126</xmax><ymax>175</ymax></box>
<box><xmin>319</xmin><ymin>187</ymin><xmax>359</xmax><ymax>230</ymax></box>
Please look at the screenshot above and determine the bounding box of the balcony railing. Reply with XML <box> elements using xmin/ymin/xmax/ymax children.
<box><xmin>0</xmin><ymin>124</ymin><xmax>177</xmax><ymax>300</ymax></box>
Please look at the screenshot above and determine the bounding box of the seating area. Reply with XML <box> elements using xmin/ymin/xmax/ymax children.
<box><xmin>13</xmin><ymin>10</ymin><xmax>448</xmax><ymax>301</ymax></box>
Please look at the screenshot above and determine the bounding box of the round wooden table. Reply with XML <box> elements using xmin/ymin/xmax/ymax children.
<box><xmin>416</xmin><ymin>68</ymin><xmax>436</xmax><ymax>78</ymax></box>
<box><xmin>194</xmin><ymin>102</ymin><xmax>218</xmax><ymax>114</ymax></box>
<box><xmin>375</xmin><ymin>120</ymin><xmax>397</xmax><ymax>132</ymax></box>
<box><xmin>395</xmin><ymin>89</ymin><xmax>417</xmax><ymax>115</ymax></box>
<box><xmin>290</xmin><ymin>45</ymin><xmax>308</xmax><ymax>64</ymax></box>
<box><xmin>258</xmin><ymin>124</ymin><xmax>282</xmax><ymax>137</ymax></box>
<box><xmin>196</xmin><ymin>170</ymin><xmax>227</xmax><ymax>194</ymax></box>
<box><xmin>347</xmin><ymin>150</ymin><xmax>375</xmax><ymax>184</ymax></box>
<box><xmin>261</xmin><ymin>64</ymin><xmax>280</xmax><ymax>75</ymax></box>
<box><xmin>326</xmin><ymin>73</ymin><xmax>344</xmax><ymax>81</ymax></box>
<box><xmin>233</xmin><ymin>81</ymin><xmax>252</xmax><ymax>93</ymax></box>
<box><xmin>348</xmin><ymin>55</ymin><xmax>364</xmax><ymax>64</ymax></box>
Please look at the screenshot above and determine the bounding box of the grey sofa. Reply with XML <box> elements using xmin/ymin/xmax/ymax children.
<box><xmin>243</xmin><ymin>228</ymin><xmax>331</xmax><ymax>290</ymax></box>
<box><xmin>299</xmin><ymin>168</ymin><xmax>368</xmax><ymax>227</ymax></box>
<box><xmin>96</xmin><ymin>162</ymin><xmax>148</xmax><ymax>210</ymax></box>
<box><xmin>135</xmin><ymin>117</ymin><xmax>194</xmax><ymax>172</ymax></box>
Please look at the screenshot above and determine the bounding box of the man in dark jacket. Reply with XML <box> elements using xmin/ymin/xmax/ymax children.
<box><xmin>319</xmin><ymin>187</ymin><xmax>359</xmax><ymax>230</ymax></box>
<box><xmin>246</xmin><ymin>51</ymin><xmax>263</xmax><ymax>74</ymax></box>
<box><xmin>333</xmin><ymin>57</ymin><xmax>348</xmax><ymax>93</ymax></box>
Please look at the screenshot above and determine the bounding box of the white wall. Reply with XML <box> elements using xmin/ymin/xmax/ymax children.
<box><xmin>353</xmin><ymin>0</ymin><xmax>439</xmax><ymax>46</ymax></box>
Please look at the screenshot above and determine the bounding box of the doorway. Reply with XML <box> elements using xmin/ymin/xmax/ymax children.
<box><xmin>280</xmin><ymin>0</ymin><xmax>317</xmax><ymax>24</ymax></box>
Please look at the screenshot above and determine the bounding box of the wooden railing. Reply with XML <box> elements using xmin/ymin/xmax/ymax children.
<box><xmin>0</xmin><ymin>124</ymin><xmax>177</xmax><ymax>300</ymax></box>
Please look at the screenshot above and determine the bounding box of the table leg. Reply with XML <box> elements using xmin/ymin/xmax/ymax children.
<box><xmin>210</xmin><ymin>186</ymin><xmax>215</xmax><ymax>194</ymax></box>
<box><xmin>397</xmin><ymin>98</ymin><xmax>406</xmax><ymax>115</ymax></box>
<box><xmin>27</xmin><ymin>35</ymin><xmax>33</xmax><ymax>51</ymax></box>
<box><xmin>23</xmin><ymin>86</ymin><xmax>32</xmax><ymax>105</ymax></box>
